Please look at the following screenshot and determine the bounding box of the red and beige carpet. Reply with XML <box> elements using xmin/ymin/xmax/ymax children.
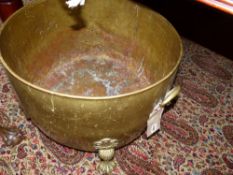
<box><xmin>0</xmin><ymin>37</ymin><xmax>232</xmax><ymax>175</ymax></box>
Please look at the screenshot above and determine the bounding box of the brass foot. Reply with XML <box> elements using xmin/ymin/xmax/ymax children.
<box><xmin>0</xmin><ymin>126</ymin><xmax>24</xmax><ymax>147</ymax></box>
<box><xmin>98</xmin><ymin>148</ymin><xmax>116</xmax><ymax>174</ymax></box>
<box><xmin>94</xmin><ymin>138</ymin><xmax>118</xmax><ymax>174</ymax></box>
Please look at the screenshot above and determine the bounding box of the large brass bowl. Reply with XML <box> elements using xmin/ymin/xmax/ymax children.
<box><xmin>0</xmin><ymin>0</ymin><xmax>182</xmax><ymax>152</ymax></box>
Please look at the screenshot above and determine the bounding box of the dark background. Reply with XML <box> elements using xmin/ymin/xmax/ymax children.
<box><xmin>136</xmin><ymin>0</ymin><xmax>233</xmax><ymax>60</ymax></box>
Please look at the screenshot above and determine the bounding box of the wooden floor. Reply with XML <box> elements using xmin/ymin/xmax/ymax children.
<box><xmin>136</xmin><ymin>0</ymin><xmax>233</xmax><ymax>59</ymax></box>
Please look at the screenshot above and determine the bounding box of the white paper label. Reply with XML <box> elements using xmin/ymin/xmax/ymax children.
<box><xmin>66</xmin><ymin>0</ymin><xmax>85</xmax><ymax>8</ymax></box>
<box><xmin>146</xmin><ymin>103</ymin><xmax>164</xmax><ymax>138</ymax></box>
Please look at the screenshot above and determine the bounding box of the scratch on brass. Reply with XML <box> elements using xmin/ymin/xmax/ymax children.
<box><xmin>50</xmin><ymin>94</ymin><xmax>55</xmax><ymax>113</ymax></box>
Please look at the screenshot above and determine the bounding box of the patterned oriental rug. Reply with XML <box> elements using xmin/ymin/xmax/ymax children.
<box><xmin>0</xmin><ymin>35</ymin><xmax>233</xmax><ymax>174</ymax></box>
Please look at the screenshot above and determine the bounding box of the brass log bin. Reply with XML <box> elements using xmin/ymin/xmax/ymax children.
<box><xmin>0</xmin><ymin>0</ymin><xmax>182</xmax><ymax>173</ymax></box>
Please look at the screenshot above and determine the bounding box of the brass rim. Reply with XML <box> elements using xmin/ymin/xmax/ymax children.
<box><xmin>0</xmin><ymin>0</ymin><xmax>183</xmax><ymax>100</ymax></box>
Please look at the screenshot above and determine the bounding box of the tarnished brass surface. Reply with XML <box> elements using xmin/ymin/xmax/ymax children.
<box><xmin>0</xmin><ymin>126</ymin><xmax>24</xmax><ymax>147</ymax></box>
<box><xmin>0</xmin><ymin>0</ymin><xmax>182</xmax><ymax>151</ymax></box>
<box><xmin>0</xmin><ymin>112</ymin><xmax>24</xmax><ymax>147</ymax></box>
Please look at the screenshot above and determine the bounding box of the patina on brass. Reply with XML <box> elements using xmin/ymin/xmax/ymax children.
<box><xmin>0</xmin><ymin>0</ymin><xmax>182</xmax><ymax>158</ymax></box>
